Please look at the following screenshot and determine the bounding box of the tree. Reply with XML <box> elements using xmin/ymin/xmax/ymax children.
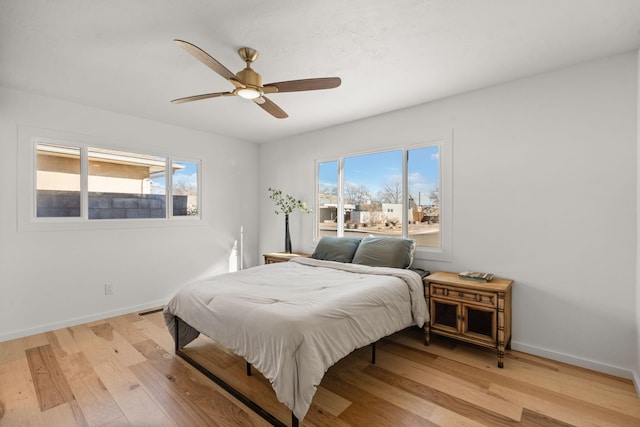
<box><xmin>343</xmin><ymin>182</ymin><xmax>371</xmax><ymax>204</ymax></box>
<box><xmin>323</xmin><ymin>185</ymin><xmax>337</xmax><ymax>196</ymax></box>
<box><xmin>318</xmin><ymin>185</ymin><xmax>338</xmax><ymax>205</ymax></box>
<box><xmin>173</xmin><ymin>180</ymin><xmax>196</xmax><ymax>196</ymax></box>
<box><xmin>379</xmin><ymin>179</ymin><xmax>402</xmax><ymax>203</ymax></box>
<box><xmin>429</xmin><ymin>186</ymin><xmax>440</xmax><ymax>206</ymax></box>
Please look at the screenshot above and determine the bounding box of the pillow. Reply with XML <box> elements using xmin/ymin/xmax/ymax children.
<box><xmin>311</xmin><ymin>237</ymin><xmax>362</xmax><ymax>263</ymax></box>
<box><xmin>351</xmin><ymin>237</ymin><xmax>416</xmax><ymax>269</ymax></box>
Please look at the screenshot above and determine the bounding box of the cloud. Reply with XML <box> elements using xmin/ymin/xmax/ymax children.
<box><xmin>173</xmin><ymin>172</ymin><xmax>198</xmax><ymax>188</ymax></box>
<box><xmin>408</xmin><ymin>172</ymin><xmax>438</xmax><ymax>203</ymax></box>
<box><xmin>150</xmin><ymin>180</ymin><xmax>165</xmax><ymax>195</ymax></box>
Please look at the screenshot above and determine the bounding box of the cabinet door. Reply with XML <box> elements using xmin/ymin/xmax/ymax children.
<box><xmin>431</xmin><ymin>298</ymin><xmax>461</xmax><ymax>333</ymax></box>
<box><xmin>462</xmin><ymin>304</ymin><xmax>496</xmax><ymax>343</ymax></box>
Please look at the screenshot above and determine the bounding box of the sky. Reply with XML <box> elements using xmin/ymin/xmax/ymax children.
<box><xmin>150</xmin><ymin>160</ymin><xmax>198</xmax><ymax>194</ymax></box>
<box><xmin>319</xmin><ymin>145</ymin><xmax>440</xmax><ymax>204</ymax></box>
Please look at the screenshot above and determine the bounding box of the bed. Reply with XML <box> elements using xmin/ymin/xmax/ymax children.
<box><xmin>163</xmin><ymin>236</ymin><xmax>428</xmax><ymax>426</ymax></box>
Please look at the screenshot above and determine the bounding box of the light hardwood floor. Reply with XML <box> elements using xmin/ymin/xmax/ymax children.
<box><xmin>1</xmin><ymin>309</ymin><xmax>639</xmax><ymax>426</ymax></box>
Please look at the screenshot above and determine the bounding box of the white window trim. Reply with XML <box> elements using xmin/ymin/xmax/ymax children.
<box><xmin>414</xmin><ymin>133</ymin><xmax>452</xmax><ymax>262</ymax></box>
<box><xmin>314</xmin><ymin>131</ymin><xmax>453</xmax><ymax>262</ymax></box>
<box><xmin>18</xmin><ymin>125</ymin><xmax>204</xmax><ymax>232</ymax></box>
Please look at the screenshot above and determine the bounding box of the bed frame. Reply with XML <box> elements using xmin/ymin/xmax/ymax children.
<box><xmin>174</xmin><ymin>316</ymin><xmax>377</xmax><ymax>427</ymax></box>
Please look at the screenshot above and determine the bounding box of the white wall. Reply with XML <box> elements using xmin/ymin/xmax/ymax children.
<box><xmin>259</xmin><ymin>52</ymin><xmax>638</xmax><ymax>378</ymax></box>
<box><xmin>0</xmin><ymin>87</ymin><xmax>259</xmax><ymax>341</ymax></box>
<box><xmin>636</xmin><ymin>48</ymin><xmax>640</xmax><ymax>391</ymax></box>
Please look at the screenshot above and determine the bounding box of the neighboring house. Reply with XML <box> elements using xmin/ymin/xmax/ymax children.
<box><xmin>381</xmin><ymin>203</ymin><xmax>411</xmax><ymax>224</ymax></box>
<box><xmin>36</xmin><ymin>144</ymin><xmax>188</xmax><ymax>218</ymax></box>
<box><xmin>37</xmin><ymin>144</ymin><xmax>182</xmax><ymax>195</ymax></box>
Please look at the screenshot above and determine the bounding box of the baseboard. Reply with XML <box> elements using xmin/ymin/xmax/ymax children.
<box><xmin>633</xmin><ymin>369</ymin><xmax>640</xmax><ymax>396</ymax></box>
<box><xmin>511</xmin><ymin>340</ymin><xmax>634</xmax><ymax>380</ymax></box>
<box><xmin>0</xmin><ymin>298</ymin><xmax>169</xmax><ymax>343</ymax></box>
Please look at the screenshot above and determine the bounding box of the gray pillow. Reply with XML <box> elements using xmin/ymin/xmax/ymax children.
<box><xmin>311</xmin><ymin>237</ymin><xmax>362</xmax><ymax>263</ymax></box>
<box><xmin>351</xmin><ymin>237</ymin><xmax>416</xmax><ymax>269</ymax></box>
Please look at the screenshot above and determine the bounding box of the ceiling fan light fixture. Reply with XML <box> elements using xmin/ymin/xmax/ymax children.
<box><xmin>237</xmin><ymin>87</ymin><xmax>262</xmax><ymax>99</ymax></box>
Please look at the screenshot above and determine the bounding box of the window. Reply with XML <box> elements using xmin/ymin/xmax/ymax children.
<box><xmin>34</xmin><ymin>140</ymin><xmax>200</xmax><ymax>221</ymax></box>
<box><xmin>36</xmin><ymin>143</ymin><xmax>81</xmax><ymax>218</ymax></box>
<box><xmin>343</xmin><ymin>149</ymin><xmax>403</xmax><ymax>237</ymax></box>
<box><xmin>407</xmin><ymin>145</ymin><xmax>441</xmax><ymax>247</ymax></box>
<box><xmin>317</xmin><ymin>160</ymin><xmax>338</xmax><ymax>236</ymax></box>
<box><xmin>316</xmin><ymin>139</ymin><xmax>450</xmax><ymax>260</ymax></box>
<box><xmin>172</xmin><ymin>160</ymin><xmax>199</xmax><ymax>216</ymax></box>
<box><xmin>87</xmin><ymin>147</ymin><xmax>167</xmax><ymax>220</ymax></box>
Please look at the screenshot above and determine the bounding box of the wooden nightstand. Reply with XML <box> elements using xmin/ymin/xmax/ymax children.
<box><xmin>263</xmin><ymin>252</ymin><xmax>310</xmax><ymax>264</ymax></box>
<box><xmin>424</xmin><ymin>271</ymin><xmax>514</xmax><ymax>368</ymax></box>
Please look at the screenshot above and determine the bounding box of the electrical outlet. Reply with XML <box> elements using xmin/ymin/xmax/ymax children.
<box><xmin>104</xmin><ymin>283</ymin><xmax>113</xmax><ymax>295</ymax></box>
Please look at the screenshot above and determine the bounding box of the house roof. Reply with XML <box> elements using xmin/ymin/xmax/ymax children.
<box><xmin>38</xmin><ymin>143</ymin><xmax>184</xmax><ymax>174</ymax></box>
<box><xmin>1</xmin><ymin>1</ymin><xmax>639</xmax><ymax>143</ymax></box>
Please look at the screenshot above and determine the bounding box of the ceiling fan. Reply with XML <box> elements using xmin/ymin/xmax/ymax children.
<box><xmin>171</xmin><ymin>40</ymin><xmax>341</xmax><ymax>119</ymax></box>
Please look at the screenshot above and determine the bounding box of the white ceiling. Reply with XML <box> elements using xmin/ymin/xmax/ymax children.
<box><xmin>2</xmin><ymin>1</ymin><xmax>640</xmax><ymax>143</ymax></box>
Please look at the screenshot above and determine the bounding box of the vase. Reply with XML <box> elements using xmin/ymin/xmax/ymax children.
<box><xmin>284</xmin><ymin>213</ymin><xmax>292</xmax><ymax>253</ymax></box>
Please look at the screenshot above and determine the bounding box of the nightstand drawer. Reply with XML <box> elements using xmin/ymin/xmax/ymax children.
<box><xmin>430</xmin><ymin>284</ymin><xmax>496</xmax><ymax>307</ymax></box>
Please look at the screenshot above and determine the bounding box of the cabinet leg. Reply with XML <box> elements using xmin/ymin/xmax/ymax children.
<box><xmin>423</xmin><ymin>325</ymin><xmax>430</xmax><ymax>346</ymax></box>
<box><xmin>497</xmin><ymin>291</ymin><xmax>506</xmax><ymax>367</ymax></box>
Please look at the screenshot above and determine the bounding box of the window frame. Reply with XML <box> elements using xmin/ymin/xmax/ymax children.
<box><xmin>18</xmin><ymin>126</ymin><xmax>203</xmax><ymax>231</ymax></box>
<box><xmin>314</xmin><ymin>135</ymin><xmax>452</xmax><ymax>262</ymax></box>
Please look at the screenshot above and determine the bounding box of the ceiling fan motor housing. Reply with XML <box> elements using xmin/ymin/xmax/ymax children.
<box><xmin>236</xmin><ymin>67</ymin><xmax>262</xmax><ymax>88</ymax></box>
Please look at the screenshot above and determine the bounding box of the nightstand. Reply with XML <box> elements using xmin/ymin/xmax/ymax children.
<box><xmin>424</xmin><ymin>271</ymin><xmax>514</xmax><ymax>368</ymax></box>
<box><xmin>263</xmin><ymin>252</ymin><xmax>310</xmax><ymax>264</ymax></box>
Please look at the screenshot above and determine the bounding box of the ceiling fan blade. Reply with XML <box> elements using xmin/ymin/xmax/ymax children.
<box><xmin>263</xmin><ymin>77</ymin><xmax>341</xmax><ymax>94</ymax></box>
<box><xmin>174</xmin><ymin>39</ymin><xmax>236</xmax><ymax>81</ymax></box>
<box><xmin>254</xmin><ymin>96</ymin><xmax>288</xmax><ymax>119</ymax></box>
<box><xmin>171</xmin><ymin>92</ymin><xmax>232</xmax><ymax>104</ymax></box>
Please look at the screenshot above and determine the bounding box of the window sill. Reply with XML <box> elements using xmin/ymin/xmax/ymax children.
<box><xmin>18</xmin><ymin>216</ymin><xmax>205</xmax><ymax>233</ymax></box>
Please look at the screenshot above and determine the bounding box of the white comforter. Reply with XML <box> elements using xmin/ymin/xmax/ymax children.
<box><xmin>163</xmin><ymin>257</ymin><xmax>427</xmax><ymax>421</ymax></box>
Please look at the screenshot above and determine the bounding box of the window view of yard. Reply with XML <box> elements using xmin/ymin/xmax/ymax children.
<box><xmin>36</xmin><ymin>142</ymin><xmax>199</xmax><ymax>219</ymax></box>
<box><xmin>318</xmin><ymin>146</ymin><xmax>440</xmax><ymax>247</ymax></box>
